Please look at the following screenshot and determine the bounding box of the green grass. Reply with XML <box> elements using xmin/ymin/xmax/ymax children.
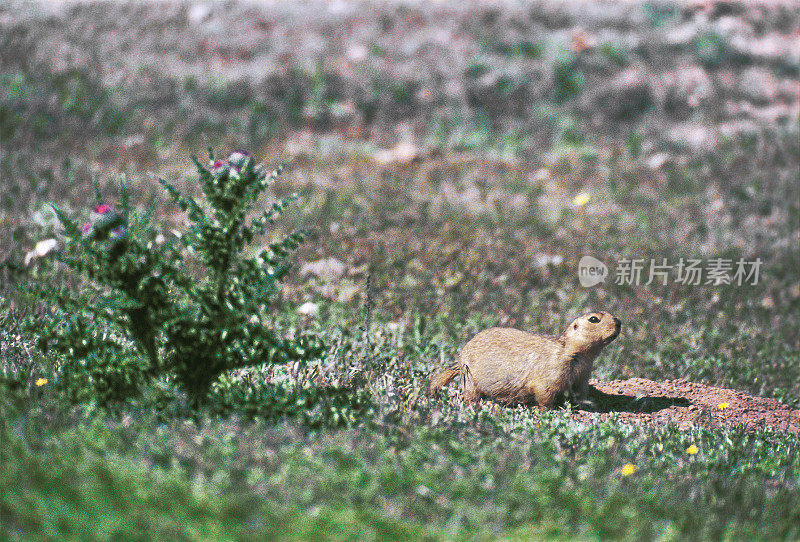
<box><xmin>2</xmin><ymin>385</ymin><xmax>799</xmax><ymax>541</ymax></box>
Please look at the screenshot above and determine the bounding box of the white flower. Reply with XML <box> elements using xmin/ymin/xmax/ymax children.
<box><xmin>298</xmin><ymin>302</ymin><xmax>319</xmax><ymax>317</ymax></box>
<box><xmin>24</xmin><ymin>238</ymin><xmax>58</xmax><ymax>266</ymax></box>
<box><xmin>386</xmin><ymin>321</ymin><xmax>403</xmax><ymax>332</ymax></box>
<box><xmin>533</xmin><ymin>254</ymin><xmax>564</xmax><ymax>268</ymax></box>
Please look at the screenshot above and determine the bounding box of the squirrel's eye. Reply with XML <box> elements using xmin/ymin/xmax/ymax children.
<box><xmin>588</xmin><ymin>316</ymin><xmax>600</xmax><ymax>323</ymax></box>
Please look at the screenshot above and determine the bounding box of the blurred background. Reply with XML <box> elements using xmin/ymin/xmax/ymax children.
<box><xmin>1</xmin><ymin>0</ymin><xmax>798</xmax><ymax>398</ymax></box>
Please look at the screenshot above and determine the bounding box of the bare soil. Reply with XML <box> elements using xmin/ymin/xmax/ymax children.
<box><xmin>578</xmin><ymin>378</ymin><xmax>800</xmax><ymax>432</ymax></box>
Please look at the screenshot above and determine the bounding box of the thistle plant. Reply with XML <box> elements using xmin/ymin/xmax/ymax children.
<box><xmin>28</xmin><ymin>151</ymin><xmax>322</xmax><ymax>407</ymax></box>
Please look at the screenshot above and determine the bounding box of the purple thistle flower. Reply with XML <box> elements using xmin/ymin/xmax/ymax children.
<box><xmin>109</xmin><ymin>225</ymin><xmax>127</xmax><ymax>241</ymax></box>
<box><xmin>226</xmin><ymin>151</ymin><xmax>250</xmax><ymax>173</ymax></box>
<box><xmin>209</xmin><ymin>159</ymin><xmax>229</xmax><ymax>176</ymax></box>
<box><xmin>83</xmin><ymin>203</ymin><xmax>126</xmax><ymax>241</ymax></box>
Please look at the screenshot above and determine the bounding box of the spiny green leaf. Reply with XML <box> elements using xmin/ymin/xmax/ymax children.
<box><xmin>92</xmin><ymin>177</ymin><xmax>103</xmax><ymax>203</ymax></box>
<box><xmin>51</xmin><ymin>204</ymin><xmax>82</xmax><ymax>238</ymax></box>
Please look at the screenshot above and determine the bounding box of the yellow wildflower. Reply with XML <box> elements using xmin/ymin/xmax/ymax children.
<box><xmin>717</xmin><ymin>403</ymin><xmax>729</xmax><ymax>410</ymax></box>
<box><xmin>573</xmin><ymin>193</ymin><xmax>591</xmax><ymax>207</ymax></box>
<box><xmin>686</xmin><ymin>444</ymin><xmax>699</xmax><ymax>455</ymax></box>
<box><xmin>35</xmin><ymin>378</ymin><xmax>48</xmax><ymax>387</ymax></box>
<box><xmin>620</xmin><ymin>463</ymin><xmax>636</xmax><ymax>476</ymax></box>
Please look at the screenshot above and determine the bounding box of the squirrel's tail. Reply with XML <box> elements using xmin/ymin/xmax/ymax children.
<box><xmin>429</xmin><ymin>362</ymin><xmax>460</xmax><ymax>394</ymax></box>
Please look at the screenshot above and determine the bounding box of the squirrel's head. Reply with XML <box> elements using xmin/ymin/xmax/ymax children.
<box><xmin>564</xmin><ymin>311</ymin><xmax>621</xmax><ymax>348</ymax></box>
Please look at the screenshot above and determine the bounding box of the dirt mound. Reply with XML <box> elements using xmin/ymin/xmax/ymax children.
<box><xmin>577</xmin><ymin>378</ymin><xmax>799</xmax><ymax>433</ymax></box>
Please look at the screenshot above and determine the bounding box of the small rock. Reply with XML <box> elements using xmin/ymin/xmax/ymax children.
<box><xmin>346</xmin><ymin>43</ymin><xmax>368</xmax><ymax>62</ymax></box>
<box><xmin>374</xmin><ymin>141</ymin><xmax>420</xmax><ymax>165</ymax></box>
<box><xmin>187</xmin><ymin>3</ymin><xmax>212</xmax><ymax>24</ymax></box>
<box><xmin>647</xmin><ymin>153</ymin><xmax>671</xmax><ymax>170</ymax></box>
<box><xmin>533</xmin><ymin>168</ymin><xmax>551</xmax><ymax>182</ymax></box>
<box><xmin>665</xmin><ymin>22</ymin><xmax>701</xmax><ymax>48</ymax></box>
<box><xmin>584</xmin><ymin>68</ymin><xmax>653</xmax><ymax>119</ymax></box>
<box><xmin>651</xmin><ymin>65</ymin><xmax>714</xmax><ymax>117</ymax></box>
<box><xmin>300</xmin><ymin>257</ymin><xmax>347</xmax><ymax>281</ymax></box>
<box><xmin>739</xmin><ymin>66</ymin><xmax>779</xmax><ymax>105</ymax></box>
<box><xmin>665</xmin><ymin>123</ymin><xmax>718</xmax><ymax>152</ymax></box>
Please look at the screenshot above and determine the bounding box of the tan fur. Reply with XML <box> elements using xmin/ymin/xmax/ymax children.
<box><xmin>429</xmin><ymin>311</ymin><xmax>621</xmax><ymax>408</ymax></box>
<box><xmin>428</xmin><ymin>363</ymin><xmax>460</xmax><ymax>391</ymax></box>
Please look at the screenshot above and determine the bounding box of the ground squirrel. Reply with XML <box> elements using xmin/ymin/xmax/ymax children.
<box><xmin>429</xmin><ymin>311</ymin><xmax>621</xmax><ymax>408</ymax></box>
